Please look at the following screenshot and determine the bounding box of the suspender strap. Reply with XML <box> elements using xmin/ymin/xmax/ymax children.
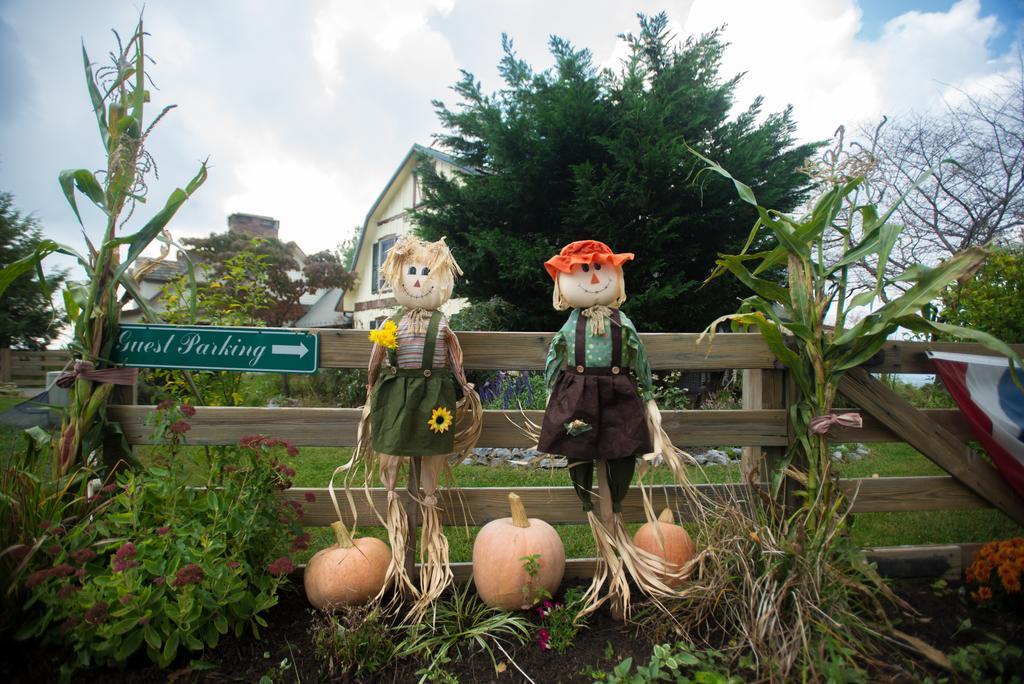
<box><xmin>611</xmin><ymin>310</ymin><xmax>623</xmax><ymax>368</ymax></box>
<box><xmin>421</xmin><ymin>310</ymin><xmax>443</xmax><ymax>369</ymax></box>
<box><xmin>574</xmin><ymin>310</ymin><xmax>587</xmax><ymax>368</ymax></box>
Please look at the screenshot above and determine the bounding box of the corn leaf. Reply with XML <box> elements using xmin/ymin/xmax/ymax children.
<box><xmin>110</xmin><ymin>160</ymin><xmax>208</xmax><ymax>285</ymax></box>
<box><xmin>81</xmin><ymin>43</ymin><xmax>108</xmax><ymax>146</ymax></box>
<box><xmin>715</xmin><ymin>255</ymin><xmax>789</xmax><ymax>303</ymax></box>
<box><xmin>58</xmin><ymin>169</ymin><xmax>108</xmax><ymax>228</ymax></box>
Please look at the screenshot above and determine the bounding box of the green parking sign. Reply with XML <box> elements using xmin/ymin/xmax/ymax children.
<box><xmin>111</xmin><ymin>324</ymin><xmax>319</xmax><ymax>374</ymax></box>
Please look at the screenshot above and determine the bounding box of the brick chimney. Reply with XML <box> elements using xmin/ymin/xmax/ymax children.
<box><xmin>227</xmin><ymin>213</ymin><xmax>280</xmax><ymax>240</ymax></box>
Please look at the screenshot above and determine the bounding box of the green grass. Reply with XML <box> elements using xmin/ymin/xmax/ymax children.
<box><xmin>5</xmin><ymin>417</ymin><xmax>1021</xmax><ymax>560</ymax></box>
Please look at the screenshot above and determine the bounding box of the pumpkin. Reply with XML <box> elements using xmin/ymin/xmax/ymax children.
<box><xmin>473</xmin><ymin>492</ymin><xmax>565</xmax><ymax>610</ymax></box>
<box><xmin>304</xmin><ymin>521</ymin><xmax>390</xmax><ymax>610</ymax></box>
<box><xmin>632</xmin><ymin>508</ymin><xmax>695</xmax><ymax>588</ymax></box>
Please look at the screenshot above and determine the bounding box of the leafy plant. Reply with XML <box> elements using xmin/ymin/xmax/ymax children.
<box><xmin>480</xmin><ymin>371</ymin><xmax>545</xmax><ymax>411</ymax></box>
<box><xmin>939</xmin><ymin>246</ymin><xmax>1024</xmax><ymax>344</ymax></box>
<box><xmin>592</xmin><ymin>643</ymin><xmax>745</xmax><ymax>684</ymax></box>
<box><xmin>535</xmin><ymin>586</ymin><xmax>587</xmax><ymax>654</ymax></box>
<box><xmin>310</xmin><ymin>604</ymin><xmax>399</xmax><ymax>678</ymax></box>
<box><xmin>0</xmin><ymin>18</ymin><xmax>207</xmax><ymax>475</ymax></box>
<box><xmin>519</xmin><ymin>552</ymin><xmax>552</xmax><ymax>606</ymax></box>
<box><xmin>949</xmin><ymin>636</ymin><xmax>1023</xmax><ymax>684</ymax></box>
<box><xmin>14</xmin><ymin>402</ymin><xmax>304</xmax><ymax>671</ymax></box>
<box><xmin>397</xmin><ymin>580</ymin><xmax>531</xmax><ymax>684</ymax></box>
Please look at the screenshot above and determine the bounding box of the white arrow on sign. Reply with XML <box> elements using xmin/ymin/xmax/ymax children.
<box><xmin>272</xmin><ymin>342</ymin><xmax>309</xmax><ymax>359</ymax></box>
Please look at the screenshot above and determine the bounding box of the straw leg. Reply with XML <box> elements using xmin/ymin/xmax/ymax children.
<box><xmin>405</xmin><ymin>455</ymin><xmax>421</xmax><ymax>586</ymax></box>
<box><xmin>596</xmin><ymin>459</ymin><xmax>625</xmax><ymax>620</ymax></box>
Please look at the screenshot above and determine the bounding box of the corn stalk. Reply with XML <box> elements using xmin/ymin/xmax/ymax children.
<box><xmin>0</xmin><ymin>18</ymin><xmax>206</xmax><ymax>474</ymax></box>
<box><xmin>694</xmin><ymin>136</ymin><xmax>1022</xmax><ymax>535</ymax></box>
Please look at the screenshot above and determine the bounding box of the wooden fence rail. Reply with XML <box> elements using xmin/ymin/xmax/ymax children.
<box><xmin>100</xmin><ymin>332</ymin><xmax>1024</xmax><ymax>578</ymax></box>
<box><xmin>0</xmin><ymin>348</ymin><xmax>69</xmax><ymax>386</ymax></box>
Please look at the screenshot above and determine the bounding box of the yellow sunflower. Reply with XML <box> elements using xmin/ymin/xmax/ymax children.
<box><xmin>428</xmin><ymin>406</ymin><xmax>454</xmax><ymax>434</ymax></box>
<box><xmin>368</xmin><ymin>320</ymin><xmax>399</xmax><ymax>349</ymax></box>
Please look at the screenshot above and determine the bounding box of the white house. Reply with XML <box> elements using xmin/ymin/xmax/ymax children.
<box><xmin>342</xmin><ymin>144</ymin><xmax>473</xmax><ymax>329</ymax></box>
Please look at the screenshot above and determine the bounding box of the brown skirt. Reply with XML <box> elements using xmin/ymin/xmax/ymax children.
<box><xmin>538</xmin><ymin>370</ymin><xmax>653</xmax><ymax>461</ymax></box>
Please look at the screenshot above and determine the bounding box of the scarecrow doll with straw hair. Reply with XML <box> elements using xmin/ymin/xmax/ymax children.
<box><xmin>536</xmin><ymin>240</ymin><xmax>695</xmax><ymax>618</ymax></box>
<box><xmin>337</xmin><ymin>235</ymin><xmax>482</xmax><ymax>619</ymax></box>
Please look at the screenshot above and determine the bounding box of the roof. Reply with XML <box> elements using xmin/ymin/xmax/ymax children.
<box><xmin>292</xmin><ymin>288</ymin><xmax>351</xmax><ymax>328</ymax></box>
<box><xmin>348</xmin><ymin>143</ymin><xmax>477</xmax><ymax>272</ymax></box>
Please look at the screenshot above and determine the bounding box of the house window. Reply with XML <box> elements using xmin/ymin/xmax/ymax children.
<box><xmin>370</xmin><ymin>316</ymin><xmax>388</xmax><ymax>330</ymax></box>
<box><xmin>371</xmin><ymin>235</ymin><xmax>397</xmax><ymax>294</ymax></box>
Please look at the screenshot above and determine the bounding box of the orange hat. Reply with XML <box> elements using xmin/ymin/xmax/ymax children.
<box><xmin>544</xmin><ymin>240</ymin><xmax>634</xmax><ymax>281</ymax></box>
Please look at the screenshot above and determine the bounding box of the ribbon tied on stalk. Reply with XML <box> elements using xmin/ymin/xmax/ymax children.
<box><xmin>808</xmin><ymin>412</ymin><xmax>863</xmax><ymax>435</ymax></box>
<box><xmin>55</xmin><ymin>360</ymin><xmax>138</xmax><ymax>389</ymax></box>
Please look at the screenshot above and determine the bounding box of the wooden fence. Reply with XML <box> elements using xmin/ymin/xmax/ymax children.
<box><xmin>0</xmin><ymin>348</ymin><xmax>69</xmax><ymax>388</ymax></box>
<box><xmin>106</xmin><ymin>331</ymin><xmax>1024</xmax><ymax>581</ymax></box>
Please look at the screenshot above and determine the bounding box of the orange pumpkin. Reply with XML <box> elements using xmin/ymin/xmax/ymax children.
<box><xmin>304</xmin><ymin>521</ymin><xmax>390</xmax><ymax>610</ymax></box>
<box><xmin>473</xmin><ymin>492</ymin><xmax>565</xmax><ymax>610</ymax></box>
<box><xmin>633</xmin><ymin>508</ymin><xmax>695</xmax><ymax>588</ymax></box>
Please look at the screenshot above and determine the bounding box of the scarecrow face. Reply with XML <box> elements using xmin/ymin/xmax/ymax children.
<box><xmin>557</xmin><ymin>262</ymin><xmax>623</xmax><ymax>309</ymax></box>
<box><xmin>393</xmin><ymin>258</ymin><xmax>448</xmax><ymax>311</ymax></box>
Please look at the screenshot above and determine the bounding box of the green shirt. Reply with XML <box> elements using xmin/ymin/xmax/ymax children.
<box><xmin>544</xmin><ymin>308</ymin><xmax>654</xmax><ymax>401</ymax></box>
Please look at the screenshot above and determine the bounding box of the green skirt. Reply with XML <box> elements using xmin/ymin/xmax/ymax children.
<box><xmin>371</xmin><ymin>368</ymin><xmax>457</xmax><ymax>456</ymax></box>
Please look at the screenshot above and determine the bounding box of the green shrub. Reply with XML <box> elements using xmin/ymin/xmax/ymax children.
<box><xmin>14</xmin><ymin>402</ymin><xmax>306</xmax><ymax>672</ymax></box>
<box><xmin>591</xmin><ymin>643</ymin><xmax>745</xmax><ymax>683</ymax></box>
<box><xmin>535</xmin><ymin>586</ymin><xmax>587</xmax><ymax>654</ymax></box>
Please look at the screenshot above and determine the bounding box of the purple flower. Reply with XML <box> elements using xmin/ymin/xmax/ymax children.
<box><xmin>226</xmin><ymin>560</ymin><xmax>240</xmax><ymax>569</ymax></box>
<box><xmin>51</xmin><ymin>563</ymin><xmax>75</xmax><ymax>578</ymax></box>
<box><xmin>267</xmin><ymin>556</ymin><xmax>294</xmax><ymax>576</ymax></box>
<box><xmin>71</xmin><ymin>548</ymin><xmax>97</xmax><ymax>564</ymax></box>
<box><xmin>119</xmin><ymin>594</ymin><xmax>133</xmax><ymax>605</ymax></box>
<box><xmin>84</xmin><ymin>601</ymin><xmax>109</xmax><ymax>625</ymax></box>
<box><xmin>58</xmin><ymin>584</ymin><xmax>80</xmax><ymax>599</ymax></box>
<box><xmin>153</xmin><ymin>576</ymin><xmax>166</xmax><ymax>585</ymax></box>
<box><xmin>180</xmin><ymin>404</ymin><xmax>197</xmax><ymax>417</ymax></box>
<box><xmin>172</xmin><ymin>563</ymin><xmax>204</xmax><ymax>587</ymax></box>
<box><xmin>155</xmin><ymin>526</ymin><xmax>171</xmax><ymax>536</ymax></box>
<box><xmin>115</xmin><ymin>542</ymin><xmax>137</xmax><ymax>560</ymax></box>
<box><xmin>169</xmin><ymin>420</ymin><xmax>191</xmax><ymax>434</ymax></box>
<box><xmin>138</xmin><ymin>616</ymin><xmax>151</xmax><ymax>626</ymax></box>
<box><xmin>24</xmin><ymin>570</ymin><xmax>51</xmax><ymax>589</ymax></box>
<box><xmin>304</xmin><ymin>492</ymin><xmax>316</xmax><ymax>503</ymax></box>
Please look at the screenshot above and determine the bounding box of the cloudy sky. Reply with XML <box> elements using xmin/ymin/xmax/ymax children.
<box><xmin>1</xmin><ymin>0</ymin><xmax>1022</xmax><ymax>276</ymax></box>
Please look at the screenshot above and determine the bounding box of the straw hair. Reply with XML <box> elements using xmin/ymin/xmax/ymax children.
<box><xmin>380</xmin><ymin>235</ymin><xmax>462</xmax><ymax>303</ymax></box>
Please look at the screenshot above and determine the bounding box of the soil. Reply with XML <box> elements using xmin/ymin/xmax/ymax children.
<box><xmin>2</xmin><ymin>577</ymin><xmax>1022</xmax><ymax>683</ymax></box>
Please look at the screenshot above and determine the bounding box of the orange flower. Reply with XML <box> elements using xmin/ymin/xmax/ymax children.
<box><xmin>971</xmin><ymin>586</ymin><xmax>993</xmax><ymax>603</ymax></box>
<box><xmin>1005</xmin><ymin>575</ymin><xmax>1022</xmax><ymax>594</ymax></box>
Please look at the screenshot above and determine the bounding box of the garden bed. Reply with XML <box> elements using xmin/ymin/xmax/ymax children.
<box><xmin>3</xmin><ymin>575</ymin><xmax>1021</xmax><ymax>683</ymax></box>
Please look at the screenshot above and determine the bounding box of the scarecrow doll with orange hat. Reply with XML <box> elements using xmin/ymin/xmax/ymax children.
<box><xmin>537</xmin><ymin>240</ymin><xmax>694</xmax><ymax>618</ymax></box>
<box><xmin>333</xmin><ymin>235</ymin><xmax>483</xmax><ymax>619</ymax></box>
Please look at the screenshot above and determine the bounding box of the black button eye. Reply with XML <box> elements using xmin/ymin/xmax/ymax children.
<box><xmin>594</xmin><ymin>263</ymin><xmax>602</xmax><ymax>271</ymax></box>
<box><xmin>581</xmin><ymin>264</ymin><xmax>590</xmax><ymax>273</ymax></box>
<box><xmin>407</xmin><ymin>266</ymin><xmax>417</xmax><ymax>275</ymax></box>
<box><xmin>420</xmin><ymin>266</ymin><xmax>430</xmax><ymax>276</ymax></box>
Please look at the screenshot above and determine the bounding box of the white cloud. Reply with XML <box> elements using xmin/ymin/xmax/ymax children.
<box><xmin>683</xmin><ymin>0</ymin><xmax>1017</xmax><ymax>141</ymax></box>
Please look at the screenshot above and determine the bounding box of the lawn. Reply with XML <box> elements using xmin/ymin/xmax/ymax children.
<box><xmin>2</xmin><ymin>413</ymin><xmax>1020</xmax><ymax>563</ymax></box>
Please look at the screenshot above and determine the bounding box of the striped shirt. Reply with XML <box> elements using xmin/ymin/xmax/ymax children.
<box><xmin>395</xmin><ymin>312</ymin><xmax>449</xmax><ymax>369</ymax></box>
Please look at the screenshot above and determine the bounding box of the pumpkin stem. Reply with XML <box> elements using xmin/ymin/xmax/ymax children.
<box><xmin>658</xmin><ymin>508</ymin><xmax>674</xmax><ymax>524</ymax></box>
<box><xmin>509</xmin><ymin>492</ymin><xmax>530</xmax><ymax>528</ymax></box>
<box><xmin>331</xmin><ymin>521</ymin><xmax>355</xmax><ymax>549</ymax></box>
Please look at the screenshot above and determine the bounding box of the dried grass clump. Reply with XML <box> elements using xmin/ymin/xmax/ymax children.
<box><xmin>639</xmin><ymin>488</ymin><xmax>919</xmax><ymax>682</ymax></box>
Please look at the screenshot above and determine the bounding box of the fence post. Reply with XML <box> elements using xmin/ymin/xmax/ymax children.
<box><xmin>0</xmin><ymin>348</ymin><xmax>10</xmax><ymax>383</ymax></box>
<box><xmin>741</xmin><ymin>368</ymin><xmax>786</xmax><ymax>487</ymax></box>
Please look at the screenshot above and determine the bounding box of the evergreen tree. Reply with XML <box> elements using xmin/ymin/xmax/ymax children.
<box><xmin>0</xmin><ymin>192</ymin><xmax>67</xmax><ymax>348</ymax></box>
<box><xmin>414</xmin><ymin>14</ymin><xmax>820</xmax><ymax>331</ymax></box>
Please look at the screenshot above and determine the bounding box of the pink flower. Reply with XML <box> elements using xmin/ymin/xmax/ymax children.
<box><xmin>169</xmin><ymin>420</ymin><xmax>191</xmax><ymax>434</ymax></box>
<box><xmin>267</xmin><ymin>556</ymin><xmax>294</xmax><ymax>576</ymax></box>
<box><xmin>180</xmin><ymin>404</ymin><xmax>197</xmax><ymax>417</ymax></box>
<box><xmin>138</xmin><ymin>616</ymin><xmax>151</xmax><ymax>626</ymax></box>
<box><xmin>153</xmin><ymin>576</ymin><xmax>166</xmax><ymax>585</ymax></box>
<box><xmin>24</xmin><ymin>570</ymin><xmax>51</xmax><ymax>589</ymax></box>
<box><xmin>71</xmin><ymin>548</ymin><xmax>96</xmax><ymax>564</ymax></box>
<box><xmin>155</xmin><ymin>526</ymin><xmax>171</xmax><ymax>536</ymax></box>
<box><xmin>75</xmin><ymin>568</ymin><xmax>87</xmax><ymax>579</ymax></box>
<box><xmin>172</xmin><ymin>563</ymin><xmax>204</xmax><ymax>587</ymax></box>
<box><xmin>226</xmin><ymin>560</ymin><xmax>240</xmax><ymax>569</ymax></box>
<box><xmin>538</xmin><ymin>628</ymin><xmax>550</xmax><ymax>651</ymax></box>
<box><xmin>304</xmin><ymin>492</ymin><xmax>316</xmax><ymax>503</ymax></box>
<box><xmin>84</xmin><ymin>601</ymin><xmax>109</xmax><ymax>625</ymax></box>
<box><xmin>286</xmin><ymin>444</ymin><xmax>299</xmax><ymax>457</ymax></box>
<box><xmin>115</xmin><ymin>542</ymin><xmax>137</xmax><ymax>559</ymax></box>
<box><xmin>119</xmin><ymin>594</ymin><xmax>133</xmax><ymax>605</ymax></box>
<box><xmin>51</xmin><ymin>563</ymin><xmax>75</xmax><ymax>578</ymax></box>
<box><xmin>291</xmin><ymin>533</ymin><xmax>311</xmax><ymax>552</ymax></box>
